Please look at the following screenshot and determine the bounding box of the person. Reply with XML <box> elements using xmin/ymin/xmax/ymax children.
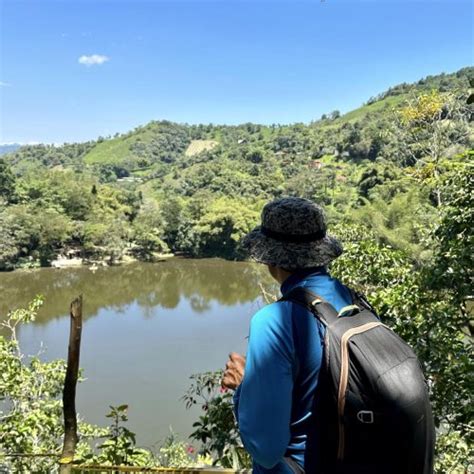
<box><xmin>221</xmin><ymin>197</ymin><xmax>352</xmax><ymax>473</ymax></box>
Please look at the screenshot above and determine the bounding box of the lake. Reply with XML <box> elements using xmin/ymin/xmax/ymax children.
<box><xmin>0</xmin><ymin>258</ymin><xmax>276</xmax><ymax>449</ymax></box>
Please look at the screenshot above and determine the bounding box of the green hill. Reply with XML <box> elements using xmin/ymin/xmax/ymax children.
<box><xmin>6</xmin><ymin>67</ymin><xmax>472</xmax><ymax>180</ymax></box>
<box><xmin>1</xmin><ymin>65</ymin><xmax>472</xmax><ymax>268</ymax></box>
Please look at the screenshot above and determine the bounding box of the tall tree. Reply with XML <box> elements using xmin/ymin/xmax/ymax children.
<box><xmin>0</xmin><ymin>158</ymin><xmax>16</xmax><ymax>203</ymax></box>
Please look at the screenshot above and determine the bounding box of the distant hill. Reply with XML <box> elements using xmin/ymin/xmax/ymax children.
<box><xmin>5</xmin><ymin>66</ymin><xmax>473</xmax><ymax>182</ymax></box>
<box><xmin>0</xmin><ymin>144</ymin><xmax>21</xmax><ymax>156</ymax></box>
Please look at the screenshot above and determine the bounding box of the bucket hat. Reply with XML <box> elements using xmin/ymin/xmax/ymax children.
<box><xmin>242</xmin><ymin>197</ymin><xmax>343</xmax><ymax>270</ymax></box>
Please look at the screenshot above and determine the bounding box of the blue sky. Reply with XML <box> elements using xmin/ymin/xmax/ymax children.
<box><xmin>1</xmin><ymin>0</ymin><xmax>472</xmax><ymax>144</ymax></box>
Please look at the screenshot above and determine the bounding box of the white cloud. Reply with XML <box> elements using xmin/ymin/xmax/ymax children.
<box><xmin>78</xmin><ymin>54</ymin><xmax>110</xmax><ymax>67</ymax></box>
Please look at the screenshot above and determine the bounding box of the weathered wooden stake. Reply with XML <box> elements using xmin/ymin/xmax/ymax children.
<box><xmin>59</xmin><ymin>295</ymin><xmax>83</xmax><ymax>473</ymax></box>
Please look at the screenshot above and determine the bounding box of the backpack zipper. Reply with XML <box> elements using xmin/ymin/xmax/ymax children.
<box><xmin>337</xmin><ymin>321</ymin><xmax>383</xmax><ymax>461</ymax></box>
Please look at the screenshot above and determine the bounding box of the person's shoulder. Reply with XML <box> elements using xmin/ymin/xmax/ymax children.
<box><xmin>249</xmin><ymin>300</ymin><xmax>295</xmax><ymax>356</ymax></box>
<box><xmin>250</xmin><ymin>300</ymin><xmax>293</xmax><ymax>330</ymax></box>
<box><xmin>252</xmin><ymin>299</ymin><xmax>292</xmax><ymax>319</ymax></box>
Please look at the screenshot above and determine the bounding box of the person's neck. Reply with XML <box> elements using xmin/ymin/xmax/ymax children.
<box><xmin>279</xmin><ymin>266</ymin><xmax>328</xmax><ymax>295</ymax></box>
<box><xmin>269</xmin><ymin>266</ymin><xmax>294</xmax><ymax>285</ymax></box>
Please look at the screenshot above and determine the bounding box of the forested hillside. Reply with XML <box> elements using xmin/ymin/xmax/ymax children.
<box><xmin>0</xmin><ymin>67</ymin><xmax>472</xmax><ymax>269</ymax></box>
<box><xmin>0</xmin><ymin>144</ymin><xmax>21</xmax><ymax>156</ymax></box>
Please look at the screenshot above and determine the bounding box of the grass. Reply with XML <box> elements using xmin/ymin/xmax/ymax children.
<box><xmin>84</xmin><ymin>122</ymin><xmax>165</xmax><ymax>164</ymax></box>
<box><xmin>83</xmin><ymin>137</ymin><xmax>134</xmax><ymax>164</ymax></box>
<box><xmin>315</xmin><ymin>94</ymin><xmax>408</xmax><ymax>132</ymax></box>
<box><xmin>336</xmin><ymin>94</ymin><xmax>408</xmax><ymax>124</ymax></box>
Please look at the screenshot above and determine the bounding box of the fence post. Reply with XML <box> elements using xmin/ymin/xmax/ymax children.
<box><xmin>59</xmin><ymin>295</ymin><xmax>83</xmax><ymax>473</ymax></box>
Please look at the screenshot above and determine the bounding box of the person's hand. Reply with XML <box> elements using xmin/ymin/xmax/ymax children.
<box><xmin>221</xmin><ymin>352</ymin><xmax>246</xmax><ymax>390</ymax></box>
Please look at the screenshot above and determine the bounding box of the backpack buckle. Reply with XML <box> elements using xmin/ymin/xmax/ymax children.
<box><xmin>338</xmin><ymin>305</ymin><xmax>360</xmax><ymax>318</ymax></box>
<box><xmin>357</xmin><ymin>410</ymin><xmax>374</xmax><ymax>424</ymax></box>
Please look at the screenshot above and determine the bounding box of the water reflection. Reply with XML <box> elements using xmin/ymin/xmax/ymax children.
<box><xmin>0</xmin><ymin>258</ymin><xmax>277</xmax><ymax>445</ymax></box>
<box><xmin>0</xmin><ymin>258</ymin><xmax>274</xmax><ymax>324</ymax></box>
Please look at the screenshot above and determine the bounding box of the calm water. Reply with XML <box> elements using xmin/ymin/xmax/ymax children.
<box><xmin>0</xmin><ymin>258</ymin><xmax>275</xmax><ymax>448</ymax></box>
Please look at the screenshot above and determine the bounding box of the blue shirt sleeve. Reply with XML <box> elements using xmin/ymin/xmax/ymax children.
<box><xmin>234</xmin><ymin>301</ymin><xmax>295</xmax><ymax>469</ymax></box>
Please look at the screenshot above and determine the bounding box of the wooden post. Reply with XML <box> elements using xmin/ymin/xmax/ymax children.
<box><xmin>59</xmin><ymin>295</ymin><xmax>83</xmax><ymax>473</ymax></box>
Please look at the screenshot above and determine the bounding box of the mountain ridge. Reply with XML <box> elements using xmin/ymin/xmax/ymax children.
<box><xmin>4</xmin><ymin>66</ymin><xmax>472</xmax><ymax>163</ymax></box>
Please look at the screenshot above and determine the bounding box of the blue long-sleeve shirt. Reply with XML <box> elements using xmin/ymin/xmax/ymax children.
<box><xmin>233</xmin><ymin>267</ymin><xmax>352</xmax><ymax>473</ymax></box>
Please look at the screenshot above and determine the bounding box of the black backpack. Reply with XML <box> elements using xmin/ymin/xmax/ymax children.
<box><xmin>280</xmin><ymin>286</ymin><xmax>435</xmax><ymax>474</ymax></box>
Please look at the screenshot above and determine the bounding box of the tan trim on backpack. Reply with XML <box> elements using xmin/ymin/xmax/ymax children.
<box><xmin>337</xmin><ymin>321</ymin><xmax>384</xmax><ymax>461</ymax></box>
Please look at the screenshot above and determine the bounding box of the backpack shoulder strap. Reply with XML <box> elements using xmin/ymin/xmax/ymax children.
<box><xmin>279</xmin><ymin>286</ymin><xmax>339</xmax><ymax>326</ymax></box>
<box><xmin>347</xmin><ymin>288</ymin><xmax>378</xmax><ymax>317</ymax></box>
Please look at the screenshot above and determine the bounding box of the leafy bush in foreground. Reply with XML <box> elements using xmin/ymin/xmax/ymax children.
<box><xmin>0</xmin><ymin>297</ymin><xmax>106</xmax><ymax>473</ymax></box>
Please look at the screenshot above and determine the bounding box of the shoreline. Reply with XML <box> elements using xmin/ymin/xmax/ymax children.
<box><xmin>2</xmin><ymin>253</ymin><xmax>176</xmax><ymax>273</ymax></box>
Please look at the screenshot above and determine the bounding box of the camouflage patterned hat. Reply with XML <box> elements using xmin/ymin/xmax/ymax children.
<box><xmin>242</xmin><ymin>197</ymin><xmax>343</xmax><ymax>270</ymax></box>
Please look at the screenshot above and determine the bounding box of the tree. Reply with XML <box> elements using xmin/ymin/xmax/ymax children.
<box><xmin>160</xmin><ymin>196</ymin><xmax>186</xmax><ymax>249</ymax></box>
<box><xmin>0</xmin><ymin>206</ymin><xmax>21</xmax><ymax>270</ymax></box>
<box><xmin>349</xmin><ymin>189</ymin><xmax>435</xmax><ymax>260</ymax></box>
<box><xmin>194</xmin><ymin>198</ymin><xmax>259</xmax><ymax>259</ymax></box>
<box><xmin>131</xmin><ymin>200</ymin><xmax>169</xmax><ymax>260</ymax></box>
<box><xmin>245</xmin><ymin>148</ymin><xmax>265</xmax><ymax>164</ymax></box>
<box><xmin>426</xmin><ymin>158</ymin><xmax>473</xmax><ymax>332</ymax></box>
<box><xmin>330</xmin><ymin>224</ymin><xmax>472</xmax><ymax>473</ymax></box>
<box><xmin>15</xmin><ymin>170</ymin><xmax>95</xmax><ymax>220</ymax></box>
<box><xmin>0</xmin><ymin>204</ymin><xmax>73</xmax><ymax>267</ymax></box>
<box><xmin>35</xmin><ymin>207</ymin><xmax>74</xmax><ymax>265</ymax></box>
<box><xmin>82</xmin><ymin>217</ymin><xmax>130</xmax><ymax>263</ymax></box>
<box><xmin>0</xmin><ymin>158</ymin><xmax>16</xmax><ymax>203</ymax></box>
<box><xmin>394</xmin><ymin>90</ymin><xmax>471</xmax><ymax>205</ymax></box>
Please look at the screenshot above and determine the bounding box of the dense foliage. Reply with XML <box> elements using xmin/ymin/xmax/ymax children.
<box><xmin>0</xmin><ymin>301</ymin><xmax>216</xmax><ymax>472</ymax></box>
<box><xmin>330</xmin><ymin>221</ymin><xmax>473</xmax><ymax>473</ymax></box>
<box><xmin>0</xmin><ymin>297</ymin><xmax>107</xmax><ymax>472</ymax></box>
<box><xmin>183</xmin><ymin>371</ymin><xmax>251</xmax><ymax>469</ymax></box>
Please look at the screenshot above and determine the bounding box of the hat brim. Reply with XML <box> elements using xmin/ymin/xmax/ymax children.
<box><xmin>241</xmin><ymin>225</ymin><xmax>343</xmax><ymax>270</ymax></box>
